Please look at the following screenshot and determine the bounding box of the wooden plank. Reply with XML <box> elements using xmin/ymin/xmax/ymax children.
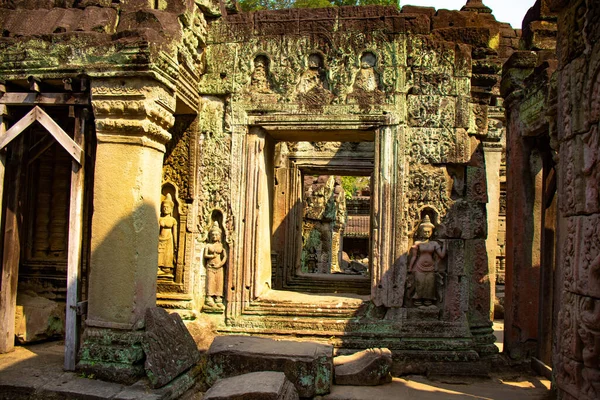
<box><xmin>0</xmin><ymin>108</ymin><xmax>36</xmax><ymax>151</ymax></box>
<box><xmin>34</xmin><ymin>107</ymin><xmax>83</xmax><ymax>165</ymax></box>
<box><xmin>28</xmin><ymin>134</ymin><xmax>54</xmax><ymax>165</ymax></box>
<box><xmin>0</xmin><ymin>85</ymin><xmax>6</xmax><ymax>341</ymax></box>
<box><xmin>0</xmin><ymin>92</ymin><xmax>89</xmax><ymax>106</ymax></box>
<box><xmin>64</xmin><ymin>110</ymin><xmax>85</xmax><ymax>371</ymax></box>
<box><xmin>0</xmin><ymin>136</ymin><xmax>24</xmax><ymax>353</ymax></box>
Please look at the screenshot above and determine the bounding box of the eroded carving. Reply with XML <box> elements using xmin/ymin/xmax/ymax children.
<box><xmin>158</xmin><ymin>194</ymin><xmax>178</xmax><ymax>279</ymax></box>
<box><xmin>407</xmin><ymin>214</ymin><xmax>447</xmax><ymax>308</ymax></box>
<box><xmin>204</xmin><ymin>220</ymin><xmax>227</xmax><ymax>310</ymax></box>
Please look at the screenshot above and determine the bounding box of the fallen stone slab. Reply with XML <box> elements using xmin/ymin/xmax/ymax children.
<box><xmin>142</xmin><ymin>307</ymin><xmax>200</xmax><ymax>388</ymax></box>
<box><xmin>333</xmin><ymin>348</ymin><xmax>392</xmax><ymax>386</ymax></box>
<box><xmin>204</xmin><ymin>371</ymin><xmax>299</xmax><ymax>400</ymax></box>
<box><xmin>207</xmin><ymin>336</ymin><xmax>333</xmax><ymax>397</ymax></box>
<box><xmin>15</xmin><ymin>290</ymin><xmax>65</xmax><ymax>344</ymax></box>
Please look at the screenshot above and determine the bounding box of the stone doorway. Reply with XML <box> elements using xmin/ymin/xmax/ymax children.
<box><xmin>272</xmin><ymin>141</ymin><xmax>375</xmax><ymax>295</ymax></box>
<box><xmin>225</xmin><ymin>114</ymin><xmax>403</xmax><ymax>324</ymax></box>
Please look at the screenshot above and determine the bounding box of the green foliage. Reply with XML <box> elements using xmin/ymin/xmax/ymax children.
<box><xmin>294</xmin><ymin>0</ymin><xmax>333</xmax><ymax>8</ymax></box>
<box><xmin>341</xmin><ymin>176</ymin><xmax>358</xmax><ymax>200</ymax></box>
<box><xmin>238</xmin><ymin>0</ymin><xmax>399</xmax><ymax>12</ymax></box>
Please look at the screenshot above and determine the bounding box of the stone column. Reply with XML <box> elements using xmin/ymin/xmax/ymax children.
<box><xmin>504</xmin><ymin>120</ymin><xmax>542</xmax><ymax>360</ymax></box>
<box><xmin>77</xmin><ymin>78</ymin><xmax>175</xmax><ymax>383</ymax></box>
<box><xmin>483</xmin><ymin>142</ymin><xmax>503</xmax><ymax>320</ymax></box>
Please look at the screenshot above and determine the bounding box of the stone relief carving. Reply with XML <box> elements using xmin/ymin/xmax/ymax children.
<box><xmin>158</xmin><ymin>194</ymin><xmax>178</xmax><ymax>279</ymax></box>
<box><xmin>347</xmin><ymin>51</ymin><xmax>384</xmax><ymax>109</ymax></box>
<box><xmin>251</xmin><ymin>55</ymin><xmax>273</xmax><ymax>94</ymax></box>
<box><xmin>204</xmin><ymin>220</ymin><xmax>227</xmax><ymax>310</ymax></box>
<box><xmin>197</xmin><ymin>96</ymin><xmax>233</xmax><ymax>239</ymax></box>
<box><xmin>353</xmin><ymin>52</ymin><xmax>379</xmax><ymax>92</ymax></box>
<box><xmin>407</xmin><ymin>214</ymin><xmax>447</xmax><ymax>308</ymax></box>
<box><xmin>163</xmin><ymin>115</ymin><xmax>196</xmax><ymax>201</ymax></box>
<box><xmin>407</xmin><ymin>167</ymin><xmax>452</xmax><ymax>232</ymax></box>
<box><xmin>296</xmin><ymin>53</ymin><xmax>333</xmax><ymax>108</ymax></box>
<box><xmin>409</xmin><ymin>128</ymin><xmax>469</xmax><ymax>165</ymax></box>
<box><xmin>582</xmin><ymin>124</ymin><xmax>599</xmax><ymax>213</ymax></box>
<box><xmin>577</xmin><ymin>296</ymin><xmax>600</xmax><ymax>399</ymax></box>
<box><xmin>407</xmin><ymin>95</ymin><xmax>455</xmax><ymax>128</ymax></box>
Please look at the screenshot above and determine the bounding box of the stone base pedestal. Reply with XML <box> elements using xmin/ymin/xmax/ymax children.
<box><xmin>77</xmin><ymin>327</ymin><xmax>145</xmax><ymax>384</ymax></box>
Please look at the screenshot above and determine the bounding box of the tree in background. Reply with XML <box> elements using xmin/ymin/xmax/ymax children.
<box><xmin>239</xmin><ymin>0</ymin><xmax>398</xmax><ymax>12</ymax></box>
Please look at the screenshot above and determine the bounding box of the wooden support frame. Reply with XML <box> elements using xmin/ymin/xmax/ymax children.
<box><xmin>0</xmin><ymin>135</ymin><xmax>24</xmax><ymax>353</ymax></box>
<box><xmin>64</xmin><ymin>107</ymin><xmax>85</xmax><ymax>371</ymax></box>
<box><xmin>0</xmin><ymin>106</ymin><xmax>83</xmax><ymax>164</ymax></box>
<box><xmin>0</xmin><ymin>95</ymin><xmax>87</xmax><ymax>371</ymax></box>
<box><xmin>0</xmin><ymin>92</ymin><xmax>88</xmax><ymax>106</ymax></box>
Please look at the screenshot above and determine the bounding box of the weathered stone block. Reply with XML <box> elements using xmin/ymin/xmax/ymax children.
<box><xmin>407</xmin><ymin>95</ymin><xmax>455</xmax><ymax>128</ymax></box>
<box><xmin>409</xmin><ymin>128</ymin><xmax>470</xmax><ymax>164</ymax></box>
<box><xmin>386</xmin><ymin>13</ymin><xmax>430</xmax><ymax>35</ymax></box>
<box><xmin>204</xmin><ymin>372</ymin><xmax>299</xmax><ymax>400</ymax></box>
<box><xmin>207</xmin><ymin>336</ymin><xmax>333</xmax><ymax>398</ymax></box>
<box><xmin>558</xmin><ymin>135</ymin><xmax>600</xmax><ymax>217</ymax></box>
<box><xmin>255</xmin><ymin>9</ymin><xmax>299</xmax><ymax>35</ymax></box>
<box><xmin>466</xmin><ymin>166</ymin><xmax>488</xmax><ymax>203</ymax></box>
<box><xmin>80</xmin><ymin>6</ymin><xmax>118</xmax><ymax>34</ymax></box>
<box><xmin>574</xmin><ymin>214</ymin><xmax>600</xmax><ymax>299</ymax></box>
<box><xmin>401</xmin><ymin>5</ymin><xmax>435</xmax><ymax>18</ymax></box>
<box><xmin>443</xmin><ymin>274</ymin><xmax>464</xmax><ymax>321</ymax></box>
<box><xmin>441</xmin><ymin>200</ymin><xmax>486</xmax><ymax>239</ymax></box>
<box><xmin>77</xmin><ymin>328</ymin><xmax>146</xmax><ymax>384</ymax></box>
<box><xmin>333</xmin><ymin>348</ymin><xmax>392</xmax><ymax>386</ymax></box>
<box><xmin>523</xmin><ymin>20</ymin><xmax>557</xmax><ymax>50</ymax></box>
<box><xmin>433</xmin><ymin>27</ymin><xmax>499</xmax><ymax>49</ymax></box>
<box><xmin>142</xmin><ymin>307</ymin><xmax>200</xmax><ymax>388</ymax></box>
<box><xmin>455</xmin><ymin>96</ymin><xmax>470</xmax><ymax>128</ymax></box>
<box><xmin>298</xmin><ymin>8</ymin><xmax>337</xmax><ymax>34</ymax></box>
<box><xmin>446</xmin><ymin>239</ymin><xmax>466</xmax><ymax>276</ymax></box>
<box><xmin>14</xmin><ymin>291</ymin><xmax>65</xmax><ymax>344</ymax></box>
<box><xmin>465</xmin><ymin>239</ymin><xmax>491</xmax><ymax>323</ymax></box>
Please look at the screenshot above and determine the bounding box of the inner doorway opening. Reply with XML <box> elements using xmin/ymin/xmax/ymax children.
<box><xmin>271</xmin><ymin>139</ymin><xmax>374</xmax><ymax>295</ymax></box>
<box><xmin>301</xmin><ymin>174</ymin><xmax>371</xmax><ymax>278</ymax></box>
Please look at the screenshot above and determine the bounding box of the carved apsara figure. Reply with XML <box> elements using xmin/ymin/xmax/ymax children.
<box><xmin>205</xmin><ymin>221</ymin><xmax>227</xmax><ymax>308</ymax></box>
<box><xmin>408</xmin><ymin>215</ymin><xmax>447</xmax><ymax>307</ymax></box>
<box><xmin>158</xmin><ymin>194</ymin><xmax>177</xmax><ymax>277</ymax></box>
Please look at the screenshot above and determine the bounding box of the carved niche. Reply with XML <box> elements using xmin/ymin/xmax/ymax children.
<box><xmin>296</xmin><ymin>52</ymin><xmax>333</xmax><ymax>109</ymax></box>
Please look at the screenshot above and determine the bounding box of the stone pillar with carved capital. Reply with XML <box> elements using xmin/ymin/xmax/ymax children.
<box><xmin>77</xmin><ymin>78</ymin><xmax>175</xmax><ymax>383</ymax></box>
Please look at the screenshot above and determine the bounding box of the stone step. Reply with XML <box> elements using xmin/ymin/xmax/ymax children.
<box><xmin>204</xmin><ymin>371</ymin><xmax>299</xmax><ymax>400</ymax></box>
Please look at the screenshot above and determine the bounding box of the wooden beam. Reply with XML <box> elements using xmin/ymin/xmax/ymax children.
<box><xmin>27</xmin><ymin>134</ymin><xmax>54</xmax><ymax>165</ymax></box>
<box><xmin>0</xmin><ymin>135</ymin><xmax>24</xmax><ymax>353</ymax></box>
<box><xmin>0</xmin><ymin>93</ymin><xmax>89</xmax><ymax>106</ymax></box>
<box><xmin>0</xmin><ymin>107</ymin><xmax>83</xmax><ymax>164</ymax></box>
<box><xmin>34</xmin><ymin>107</ymin><xmax>83</xmax><ymax>165</ymax></box>
<box><xmin>0</xmin><ymin>107</ymin><xmax>37</xmax><ymax>151</ymax></box>
<box><xmin>64</xmin><ymin>110</ymin><xmax>85</xmax><ymax>371</ymax></box>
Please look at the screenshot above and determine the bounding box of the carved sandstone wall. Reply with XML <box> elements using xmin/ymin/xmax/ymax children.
<box><xmin>503</xmin><ymin>0</ymin><xmax>600</xmax><ymax>398</ymax></box>
<box><xmin>192</xmin><ymin>4</ymin><xmax>520</xmax><ymax>373</ymax></box>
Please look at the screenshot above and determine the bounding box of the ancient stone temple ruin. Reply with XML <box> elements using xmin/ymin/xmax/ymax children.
<box><xmin>0</xmin><ymin>0</ymin><xmax>598</xmax><ymax>399</ymax></box>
